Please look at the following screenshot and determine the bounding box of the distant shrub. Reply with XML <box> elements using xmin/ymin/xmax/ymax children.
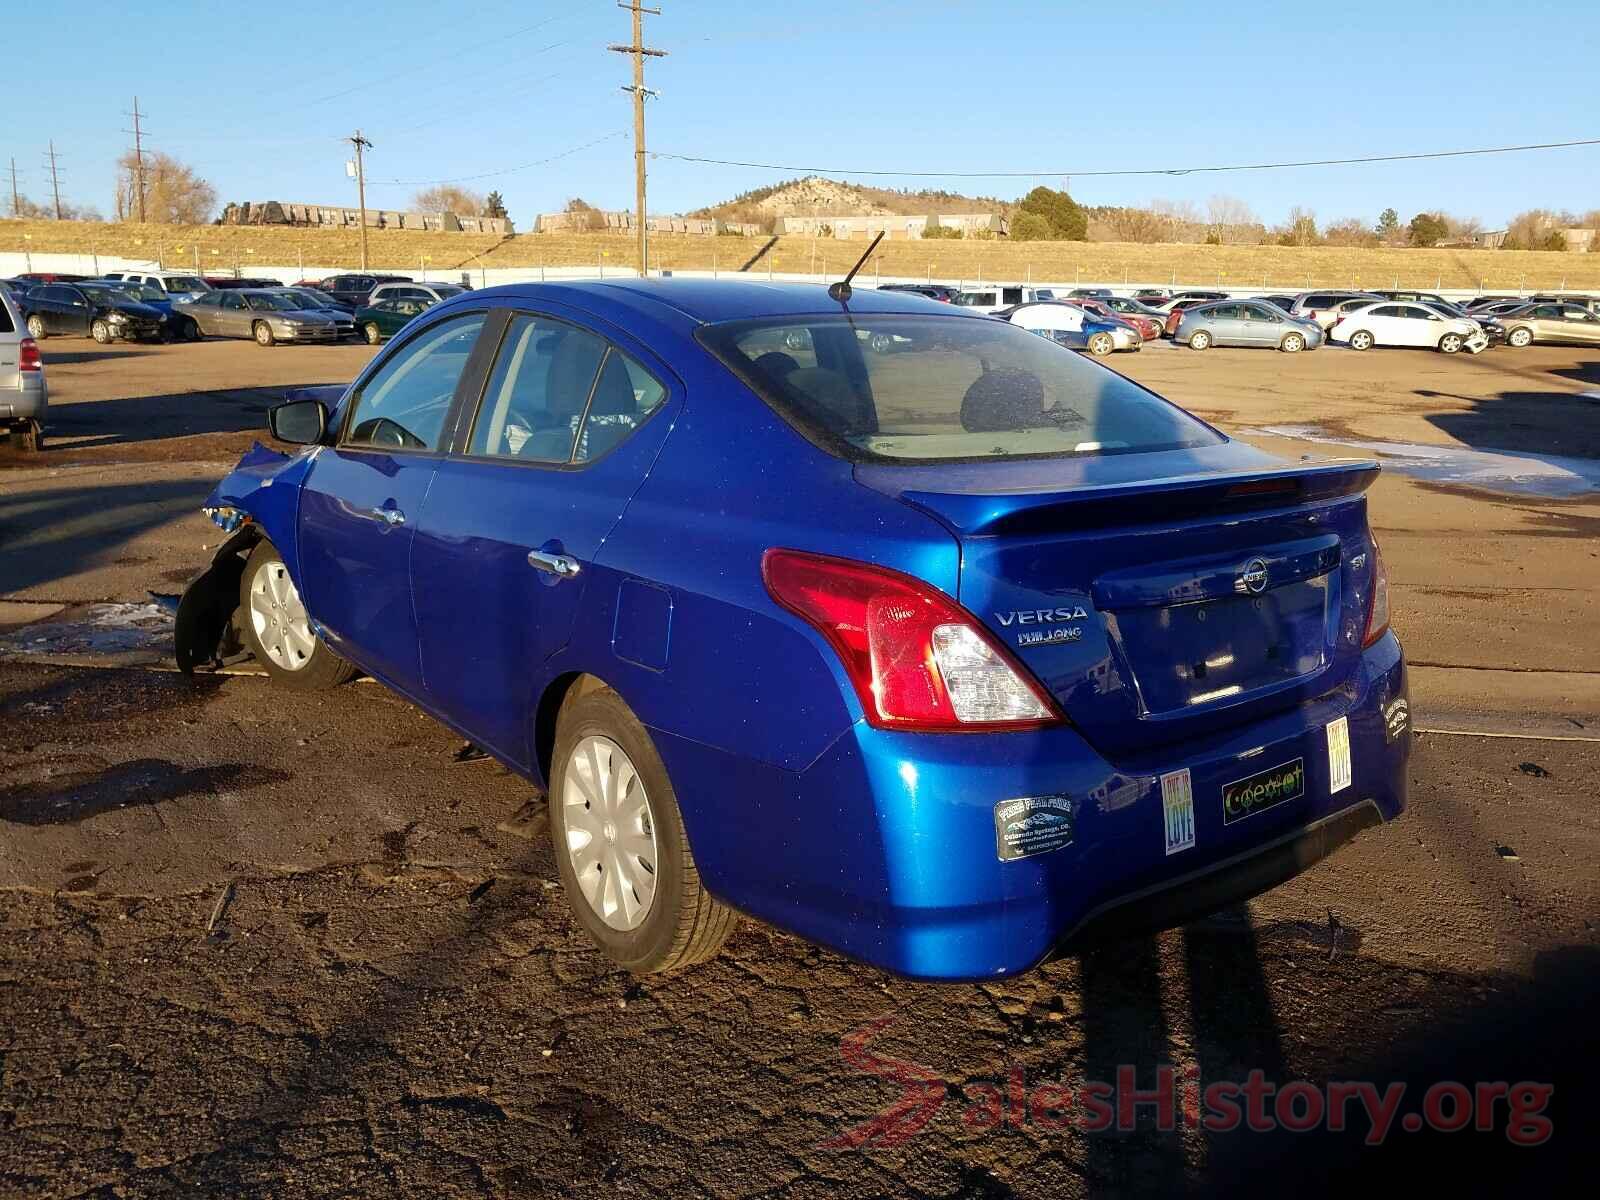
<box><xmin>1009</xmin><ymin>212</ymin><xmax>1052</xmax><ymax>241</ymax></box>
<box><xmin>921</xmin><ymin>223</ymin><xmax>963</xmax><ymax>239</ymax></box>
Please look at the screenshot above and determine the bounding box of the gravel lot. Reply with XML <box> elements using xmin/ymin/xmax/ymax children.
<box><xmin>1</xmin><ymin>332</ymin><xmax>1597</xmax><ymax>1196</ymax></box>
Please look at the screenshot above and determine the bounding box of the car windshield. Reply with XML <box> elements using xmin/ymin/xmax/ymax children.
<box><xmin>432</xmin><ymin>285</ymin><xmax>466</xmax><ymax>298</ymax></box>
<box><xmin>119</xmin><ymin>284</ymin><xmax>166</xmax><ymax>302</ymax></box>
<box><xmin>701</xmin><ymin>315</ymin><xmax>1223</xmax><ymax>463</ymax></box>
<box><xmin>245</xmin><ymin>293</ymin><xmax>296</xmax><ymax>312</ymax></box>
<box><xmin>78</xmin><ymin>285</ymin><xmax>120</xmax><ymax>305</ymax></box>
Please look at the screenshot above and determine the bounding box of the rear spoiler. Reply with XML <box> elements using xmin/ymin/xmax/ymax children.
<box><xmin>895</xmin><ymin>460</ymin><xmax>1379</xmax><ymax>537</ymax></box>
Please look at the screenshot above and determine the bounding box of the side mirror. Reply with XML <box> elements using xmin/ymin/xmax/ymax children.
<box><xmin>269</xmin><ymin>398</ymin><xmax>327</xmax><ymax>445</ymax></box>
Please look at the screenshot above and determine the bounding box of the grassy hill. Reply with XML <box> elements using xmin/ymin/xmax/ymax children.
<box><xmin>6</xmin><ymin>217</ymin><xmax>1599</xmax><ymax>290</ymax></box>
<box><xmin>689</xmin><ymin>177</ymin><xmax>1008</xmax><ymax>226</ymax></box>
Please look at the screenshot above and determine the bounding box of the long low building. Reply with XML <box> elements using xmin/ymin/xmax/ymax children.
<box><xmin>219</xmin><ymin>201</ymin><xmax>514</xmax><ymax>235</ymax></box>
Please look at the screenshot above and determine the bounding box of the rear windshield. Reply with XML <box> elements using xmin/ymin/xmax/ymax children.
<box><xmin>700</xmin><ymin>314</ymin><xmax>1223</xmax><ymax>463</ymax></box>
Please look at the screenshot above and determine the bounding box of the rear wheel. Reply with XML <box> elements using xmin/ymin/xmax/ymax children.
<box><xmin>1506</xmin><ymin>326</ymin><xmax>1533</xmax><ymax>348</ymax></box>
<box><xmin>364</xmin><ymin>322</ymin><xmax>382</xmax><ymax>345</ymax></box>
<box><xmin>550</xmin><ymin>686</ymin><xmax>737</xmax><ymax>973</ymax></box>
<box><xmin>1280</xmin><ymin>332</ymin><xmax>1306</xmax><ymax>353</ymax></box>
<box><xmin>7</xmin><ymin>421</ymin><xmax>42</xmax><ymax>453</ymax></box>
<box><xmin>238</xmin><ymin>541</ymin><xmax>355</xmax><ymax>690</ymax></box>
<box><xmin>91</xmin><ymin>319</ymin><xmax>113</xmax><ymax>344</ymax></box>
<box><xmin>1086</xmin><ymin>332</ymin><xmax>1115</xmax><ymax>357</ymax></box>
<box><xmin>26</xmin><ymin>314</ymin><xmax>46</xmax><ymax>340</ymax></box>
<box><xmin>253</xmin><ymin>321</ymin><xmax>276</xmax><ymax>347</ymax></box>
<box><xmin>1438</xmin><ymin>332</ymin><xmax>1464</xmax><ymax>354</ymax></box>
<box><xmin>1187</xmin><ymin>330</ymin><xmax>1212</xmax><ymax>351</ymax></box>
<box><xmin>1348</xmin><ymin>329</ymin><xmax>1374</xmax><ymax>351</ymax></box>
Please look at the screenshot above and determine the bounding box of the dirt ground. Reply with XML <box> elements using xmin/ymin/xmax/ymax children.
<box><xmin>1</xmin><ymin>330</ymin><xmax>1597</xmax><ymax>1196</ymax></box>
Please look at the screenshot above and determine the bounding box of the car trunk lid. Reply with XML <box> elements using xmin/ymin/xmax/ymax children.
<box><xmin>856</xmin><ymin>445</ymin><xmax>1382</xmax><ymax>760</ymax></box>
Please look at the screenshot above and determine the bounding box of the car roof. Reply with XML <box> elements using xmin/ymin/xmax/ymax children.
<box><xmin>430</xmin><ymin>279</ymin><xmax>973</xmax><ymax>332</ymax></box>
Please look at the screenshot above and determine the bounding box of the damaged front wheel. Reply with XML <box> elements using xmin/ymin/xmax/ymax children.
<box><xmin>240</xmin><ymin>542</ymin><xmax>356</xmax><ymax>690</ymax></box>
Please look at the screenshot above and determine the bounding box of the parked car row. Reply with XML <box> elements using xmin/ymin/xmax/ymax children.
<box><xmin>3</xmin><ymin>271</ymin><xmax>472</xmax><ymax>348</ymax></box>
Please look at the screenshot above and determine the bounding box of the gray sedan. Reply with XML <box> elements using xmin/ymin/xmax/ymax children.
<box><xmin>1173</xmin><ymin>300</ymin><xmax>1324</xmax><ymax>352</ymax></box>
<box><xmin>172</xmin><ymin>289</ymin><xmax>347</xmax><ymax>346</ymax></box>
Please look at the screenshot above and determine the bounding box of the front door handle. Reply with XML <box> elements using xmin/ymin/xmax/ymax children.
<box><xmin>369</xmin><ymin>507</ymin><xmax>405</xmax><ymax>526</ymax></box>
<box><xmin>527</xmin><ymin>549</ymin><xmax>581</xmax><ymax>579</ymax></box>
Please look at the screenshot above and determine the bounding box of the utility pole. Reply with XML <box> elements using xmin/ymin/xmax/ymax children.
<box><xmin>609</xmin><ymin>2</ymin><xmax>665</xmax><ymax>278</ymax></box>
<box><xmin>128</xmin><ymin>97</ymin><xmax>147</xmax><ymax>222</ymax></box>
<box><xmin>8</xmin><ymin>157</ymin><xmax>19</xmax><ymax>217</ymax></box>
<box><xmin>45</xmin><ymin>142</ymin><xmax>62</xmax><ymax>220</ymax></box>
<box><xmin>348</xmin><ymin>131</ymin><xmax>372</xmax><ymax>271</ymax></box>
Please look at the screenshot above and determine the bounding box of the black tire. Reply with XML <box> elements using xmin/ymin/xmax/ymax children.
<box><xmin>26</xmin><ymin>314</ymin><xmax>46</xmax><ymax>340</ymax></box>
<box><xmin>1188</xmin><ymin>330</ymin><xmax>1211</xmax><ymax>351</ymax></box>
<box><xmin>1438</xmin><ymin>332</ymin><xmax>1463</xmax><ymax>354</ymax></box>
<box><xmin>1280</xmin><ymin>332</ymin><xmax>1305</xmax><ymax>353</ymax></box>
<box><xmin>7</xmin><ymin>420</ymin><xmax>42</xmax><ymax>453</ymax></box>
<box><xmin>549</xmin><ymin>686</ymin><xmax>737</xmax><ymax>973</ymax></box>
<box><xmin>184</xmin><ymin>318</ymin><xmax>204</xmax><ymax>342</ymax></box>
<box><xmin>1086</xmin><ymin>332</ymin><xmax>1115</xmax><ymax>357</ymax></box>
<box><xmin>237</xmin><ymin>541</ymin><xmax>355</xmax><ymax>690</ymax></box>
<box><xmin>1506</xmin><ymin>326</ymin><xmax>1533</xmax><ymax>348</ymax></box>
<box><xmin>1348</xmin><ymin>330</ymin><xmax>1374</xmax><ymax>351</ymax></box>
<box><xmin>91</xmin><ymin>319</ymin><xmax>113</xmax><ymax>344</ymax></box>
<box><xmin>253</xmin><ymin>321</ymin><xmax>276</xmax><ymax>347</ymax></box>
<box><xmin>364</xmin><ymin>323</ymin><xmax>382</xmax><ymax>345</ymax></box>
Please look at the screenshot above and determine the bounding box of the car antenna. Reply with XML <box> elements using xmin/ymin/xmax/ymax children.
<box><xmin>827</xmin><ymin>231</ymin><xmax>885</xmax><ymax>304</ymax></box>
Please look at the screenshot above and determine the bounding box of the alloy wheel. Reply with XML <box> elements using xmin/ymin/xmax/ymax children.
<box><xmin>247</xmin><ymin>560</ymin><xmax>315</xmax><ymax>671</ymax></box>
<box><xmin>560</xmin><ymin>735</ymin><xmax>659</xmax><ymax>932</ymax></box>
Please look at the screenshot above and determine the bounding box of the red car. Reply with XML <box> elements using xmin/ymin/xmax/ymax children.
<box><xmin>1062</xmin><ymin>298</ymin><xmax>1159</xmax><ymax>342</ymax></box>
<box><xmin>1163</xmin><ymin>299</ymin><xmax>1215</xmax><ymax>337</ymax></box>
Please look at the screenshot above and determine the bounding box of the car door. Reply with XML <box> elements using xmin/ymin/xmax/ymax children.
<box><xmin>53</xmin><ymin>287</ymin><xmax>90</xmax><ymax>336</ymax></box>
<box><xmin>213</xmin><ymin>291</ymin><xmax>246</xmax><ymax>337</ymax></box>
<box><xmin>1205</xmin><ymin>303</ymin><xmax>1246</xmax><ymax>345</ymax></box>
<box><xmin>1555</xmin><ymin>304</ymin><xmax>1600</xmax><ymax>343</ymax></box>
<box><xmin>411</xmin><ymin>308</ymin><xmax>676</xmax><ymax>765</ymax></box>
<box><xmin>1237</xmin><ymin>303</ymin><xmax>1281</xmax><ymax>345</ymax></box>
<box><xmin>296</xmin><ymin>309</ymin><xmax>490</xmax><ymax>693</ymax></box>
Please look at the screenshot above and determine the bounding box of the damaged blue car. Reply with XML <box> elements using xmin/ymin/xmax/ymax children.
<box><xmin>177</xmin><ymin>278</ymin><xmax>1410</xmax><ymax>980</ymax></box>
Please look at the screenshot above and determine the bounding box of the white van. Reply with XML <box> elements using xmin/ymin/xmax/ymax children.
<box><xmin>953</xmin><ymin>285</ymin><xmax>1056</xmax><ymax>314</ymax></box>
<box><xmin>112</xmin><ymin>272</ymin><xmax>213</xmax><ymax>298</ymax></box>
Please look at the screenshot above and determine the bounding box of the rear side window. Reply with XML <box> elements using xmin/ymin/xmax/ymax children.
<box><xmin>344</xmin><ymin>313</ymin><xmax>485</xmax><ymax>452</ymax></box>
<box><xmin>0</xmin><ymin>298</ymin><xmax>12</xmax><ymax>333</ymax></box>
<box><xmin>467</xmin><ymin>315</ymin><xmax>667</xmax><ymax>464</ymax></box>
<box><xmin>467</xmin><ymin>315</ymin><xmax>606</xmax><ymax>462</ymax></box>
<box><xmin>703</xmin><ymin>315</ymin><xmax>1222</xmax><ymax>463</ymax></box>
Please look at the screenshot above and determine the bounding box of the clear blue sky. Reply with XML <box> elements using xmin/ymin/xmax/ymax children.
<box><xmin>10</xmin><ymin>0</ymin><xmax>1598</xmax><ymax>230</ymax></box>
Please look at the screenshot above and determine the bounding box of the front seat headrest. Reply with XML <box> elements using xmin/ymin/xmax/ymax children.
<box><xmin>960</xmin><ymin>368</ymin><xmax>1045</xmax><ymax>432</ymax></box>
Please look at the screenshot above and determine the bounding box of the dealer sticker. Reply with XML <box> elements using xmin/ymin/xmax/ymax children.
<box><xmin>1327</xmin><ymin>716</ymin><xmax>1352</xmax><ymax>794</ymax></box>
<box><xmin>1383</xmin><ymin>696</ymin><xmax>1410</xmax><ymax>744</ymax></box>
<box><xmin>994</xmin><ymin>795</ymin><xmax>1075</xmax><ymax>862</ymax></box>
<box><xmin>1160</xmin><ymin>769</ymin><xmax>1196</xmax><ymax>856</ymax></box>
<box><xmin>1221</xmin><ymin>757</ymin><xmax>1305</xmax><ymax>825</ymax></box>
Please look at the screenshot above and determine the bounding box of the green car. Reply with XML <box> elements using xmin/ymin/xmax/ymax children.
<box><xmin>354</xmin><ymin>296</ymin><xmax>433</xmax><ymax>344</ymax></box>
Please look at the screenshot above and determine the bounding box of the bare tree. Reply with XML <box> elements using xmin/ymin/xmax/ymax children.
<box><xmin>411</xmin><ymin>185</ymin><xmax>485</xmax><ymax>215</ymax></box>
<box><xmin>1206</xmin><ymin>194</ymin><xmax>1259</xmax><ymax>244</ymax></box>
<box><xmin>1502</xmin><ymin>208</ymin><xmax>1562</xmax><ymax>250</ymax></box>
<box><xmin>1323</xmin><ymin>217</ymin><xmax>1377</xmax><ymax>248</ymax></box>
<box><xmin>114</xmin><ymin>151</ymin><xmax>216</xmax><ymax>224</ymax></box>
<box><xmin>1279</xmin><ymin>206</ymin><xmax>1320</xmax><ymax>246</ymax></box>
<box><xmin>1096</xmin><ymin>206</ymin><xmax>1170</xmax><ymax>243</ymax></box>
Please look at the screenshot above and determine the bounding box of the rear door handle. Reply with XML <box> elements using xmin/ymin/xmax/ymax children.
<box><xmin>369</xmin><ymin>507</ymin><xmax>405</xmax><ymax>526</ymax></box>
<box><xmin>527</xmin><ymin>550</ymin><xmax>581</xmax><ymax>579</ymax></box>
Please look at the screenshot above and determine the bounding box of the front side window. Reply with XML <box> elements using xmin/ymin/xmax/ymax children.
<box><xmin>344</xmin><ymin>313</ymin><xmax>485</xmax><ymax>452</ymax></box>
<box><xmin>222</xmin><ymin>293</ymin><xmax>246</xmax><ymax>311</ymax></box>
<box><xmin>704</xmin><ymin>315</ymin><xmax>1222</xmax><ymax>463</ymax></box>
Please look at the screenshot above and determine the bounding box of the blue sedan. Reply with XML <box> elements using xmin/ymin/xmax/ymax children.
<box><xmin>176</xmin><ymin>280</ymin><xmax>1410</xmax><ymax>981</ymax></box>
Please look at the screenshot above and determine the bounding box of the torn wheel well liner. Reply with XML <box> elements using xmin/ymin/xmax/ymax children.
<box><xmin>174</xmin><ymin>524</ymin><xmax>262</xmax><ymax>673</ymax></box>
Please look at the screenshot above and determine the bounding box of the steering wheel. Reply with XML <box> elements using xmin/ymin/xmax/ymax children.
<box><xmin>351</xmin><ymin>417</ymin><xmax>425</xmax><ymax>449</ymax></box>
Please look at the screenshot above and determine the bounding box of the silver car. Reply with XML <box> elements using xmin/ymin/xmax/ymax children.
<box><xmin>0</xmin><ymin>287</ymin><xmax>47</xmax><ymax>451</ymax></box>
<box><xmin>1173</xmin><ymin>300</ymin><xmax>1324</xmax><ymax>352</ymax></box>
<box><xmin>1495</xmin><ymin>302</ymin><xmax>1600</xmax><ymax>348</ymax></box>
<box><xmin>173</xmin><ymin>289</ymin><xmax>346</xmax><ymax>346</ymax></box>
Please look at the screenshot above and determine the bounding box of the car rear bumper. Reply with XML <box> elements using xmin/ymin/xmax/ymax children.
<box><xmin>670</xmin><ymin>633</ymin><xmax>1410</xmax><ymax>981</ymax></box>
<box><xmin>2</xmin><ymin>375</ymin><xmax>49</xmax><ymax>422</ymax></box>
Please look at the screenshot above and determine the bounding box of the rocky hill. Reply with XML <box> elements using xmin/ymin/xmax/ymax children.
<box><xmin>690</xmin><ymin>176</ymin><xmax>1007</xmax><ymax>229</ymax></box>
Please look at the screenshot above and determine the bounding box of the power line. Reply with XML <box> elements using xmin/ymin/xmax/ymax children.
<box><xmin>365</xmin><ymin>129</ymin><xmax>629</xmax><ymax>187</ymax></box>
<box><xmin>648</xmin><ymin>136</ymin><xmax>1600</xmax><ymax>180</ymax></box>
<box><xmin>610</xmin><ymin>1</ymin><xmax>666</xmax><ymax>275</ymax></box>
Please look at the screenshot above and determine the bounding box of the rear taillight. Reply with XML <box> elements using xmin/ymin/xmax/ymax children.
<box><xmin>18</xmin><ymin>337</ymin><xmax>41</xmax><ymax>372</ymax></box>
<box><xmin>1363</xmin><ymin>538</ymin><xmax>1390</xmax><ymax>647</ymax></box>
<box><xmin>762</xmin><ymin>549</ymin><xmax>1061</xmax><ymax>732</ymax></box>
